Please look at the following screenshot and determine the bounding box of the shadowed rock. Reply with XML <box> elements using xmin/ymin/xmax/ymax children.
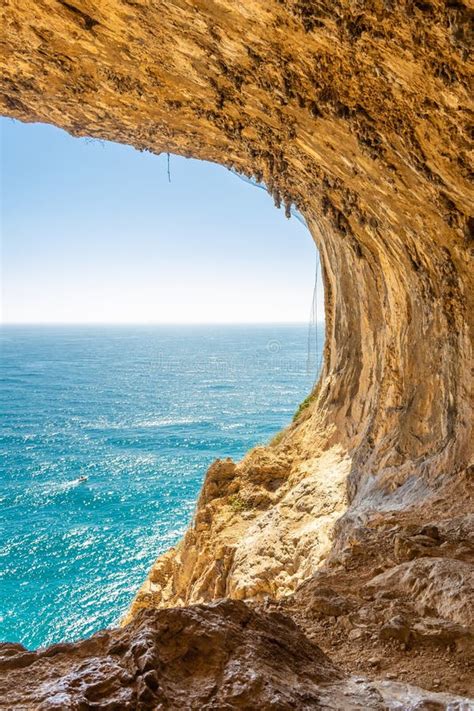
<box><xmin>0</xmin><ymin>600</ymin><xmax>471</xmax><ymax>710</ymax></box>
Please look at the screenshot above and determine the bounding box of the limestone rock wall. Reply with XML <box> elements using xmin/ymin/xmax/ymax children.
<box><xmin>1</xmin><ymin>0</ymin><xmax>473</xmax><ymax>702</ymax></box>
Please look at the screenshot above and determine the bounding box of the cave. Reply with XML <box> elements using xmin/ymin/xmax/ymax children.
<box><xmin>0</xmin><ymin>0</ymin><xmax>472</xmax><ymax>707</ymax></box>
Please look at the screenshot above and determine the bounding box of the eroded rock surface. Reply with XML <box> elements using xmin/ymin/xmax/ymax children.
<box><xmin>0</xmin><ymin>600</ymin><xmax>472</xmax><ymax>710</ymax></box>
<box><xmin>124</xmin><ymin>445</ymin><xmax>351</xmax><ymax>620</ymax></box>
<box><xmin>277</xmin><ymin>507</ymin><xmax>474</xmax><ymax>697</ymax></box>
<box><xmin>0</xmin><ymin>601</ymin><xmax>337</xmax><ymax>709</ymax></box>
<box><xmin>1</xmin><ymin>0</ymin><xmax>473</xmax><ymax>705</ymax></box>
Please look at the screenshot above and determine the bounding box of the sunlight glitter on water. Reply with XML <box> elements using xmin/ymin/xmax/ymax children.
<box><xmin>0</xmin><ymin>324</ymin><xmax>323</xmax><ymax>648</ymax></box>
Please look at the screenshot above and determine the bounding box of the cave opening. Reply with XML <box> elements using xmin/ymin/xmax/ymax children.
<box><xmin>1</xmin><ymin>0</ymin><xmax>472</xmax><ymax>701</ymax></box>
<box><xmin>1</xmin><ymin>117</ymin><xmax>326</xmax><ymax>648</ymax></box>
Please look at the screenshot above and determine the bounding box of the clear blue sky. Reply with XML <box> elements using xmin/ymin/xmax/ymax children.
<box><xmin>0</xmin><ymin>118</ymin><xmax>323</xmax><ymax>323</ymax></box>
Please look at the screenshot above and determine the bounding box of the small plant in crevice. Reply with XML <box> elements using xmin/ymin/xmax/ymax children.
<box><xmin>293</xmin><ymin>391</ymin><xmax>316</xmax><ymax>421</ymax></box>
<box><xmin>270</xmin><ymin>431</ymin><xmax>284</xmax><ymax>447</ymax></box>
<box><xmin>228</xmin><ymin>494</ymin><xmax>247</xmax><ymax>513</ymax></box>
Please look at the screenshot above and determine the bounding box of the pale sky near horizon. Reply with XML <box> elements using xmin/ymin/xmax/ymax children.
<box><xmin>0</xmin><ymin>118</ymin><xmax>324</xmax><ymax>324</ymax></box>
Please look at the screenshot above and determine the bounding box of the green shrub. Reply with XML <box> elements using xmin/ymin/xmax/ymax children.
<box><xmin>293</xmin><ymin>392</ymin><xmax>315</xmax><ymax>421</ymax></box>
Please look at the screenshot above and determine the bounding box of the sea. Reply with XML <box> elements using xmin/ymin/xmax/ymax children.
<box><xmin>0</xmin><ymin>324</ymin><xmax>323</xmax><ymax>649</ymax></box>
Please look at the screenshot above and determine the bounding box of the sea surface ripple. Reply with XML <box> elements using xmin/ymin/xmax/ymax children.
<box><xmin>0</xmin><ymin>325</ymin><xmax>323</xmax><ymax>648</ymax></box>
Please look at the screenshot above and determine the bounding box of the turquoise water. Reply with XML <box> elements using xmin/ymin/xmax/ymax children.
<box><xmin>0</xmin><ymin>325</ymin><xmax>323</xmax><ymax>648</ymax></box>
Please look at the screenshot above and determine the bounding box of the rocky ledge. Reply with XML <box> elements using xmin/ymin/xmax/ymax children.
<box><xmin>0</xmin><ymin>600</ymin><xmax>472</xmax><ymax>710</ymax></box>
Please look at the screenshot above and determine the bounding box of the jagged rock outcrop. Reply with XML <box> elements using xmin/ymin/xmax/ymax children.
<box><xmin>276</xmin><ymin>506</ymin><xmax>474</xmax><ymax>696</ymax></box>
<box><xmin>0</xmin><ymin>599</ymin><xmax>472</xmax><ymax>710</ymax></box>
<box><xmin>1</xmin><ymin>0</ymin><xmax>472</xmax><ymax>705</ymax></box>
<box><xmin>124</xmin><ymin>445</ymin><xmax>351</xmax><ymax>618</ymax></box>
